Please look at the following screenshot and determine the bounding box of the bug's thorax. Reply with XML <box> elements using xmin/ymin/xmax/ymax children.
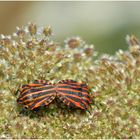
<box><xmin>54</xmin><ymin>84</ymin><xmax>58</xmax><ymax>94</ymax></box>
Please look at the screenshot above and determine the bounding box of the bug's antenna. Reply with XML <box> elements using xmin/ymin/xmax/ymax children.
<box><xmin>85</xmin><ymin>77</ymin><xmax>88</xmax><ymax>83</ymax></box>
<box><xmin>8</xmin><ymin>87</ymin><xmax>12</xmax><ymax>93</ymax></box>
<box><xmin>8</xmin><ymin>87</ymin><xmax>16</xmax><ymax>95</ymax></box>
<box><xmin>8</xmin><ymin>84</ymin><xmax>21</xmax><ymax>96</ymax></box>
<box><xmin>86</xmin><ymin>109</ymin><xmax>92</xmax><ymax>115</ymax></box>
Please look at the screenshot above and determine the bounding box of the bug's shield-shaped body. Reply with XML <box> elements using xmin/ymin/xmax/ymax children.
<box><xmin>17</xmin><ymin>81</ymin><xmax>56</xmax><ymax>110</ymax></box>
<box><xmin>56</xmin><ymin>80</ymin><xmax>92</xmax><ymax>111</ymax></box>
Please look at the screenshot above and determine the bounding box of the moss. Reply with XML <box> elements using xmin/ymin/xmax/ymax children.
<box><xmin>0</xmin><ymin>24</ymin><xmax>140</xmax><ymax>138</ymax></box>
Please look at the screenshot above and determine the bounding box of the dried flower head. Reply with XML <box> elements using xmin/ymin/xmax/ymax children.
<box><xmin>0</xmin><ymin>24</ymin><xmax>140</xmax><ymax>139</ymax></box>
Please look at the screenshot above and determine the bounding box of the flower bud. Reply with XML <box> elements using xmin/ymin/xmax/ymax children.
<box><xmin>84</xmin><ymin>48</ymin><xmax>93</xmax><ymax>56</ymax></box>
<box><xmin>66</xmin><ymin>38</ymin><xmax>81</xmax><ymax>49</ymax></box>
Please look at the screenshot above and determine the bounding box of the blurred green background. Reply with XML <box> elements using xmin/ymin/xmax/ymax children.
<box><xmin>0</xmin><ymin>1</ymin><xmax>140</xmax><ymax>54</ymax></box>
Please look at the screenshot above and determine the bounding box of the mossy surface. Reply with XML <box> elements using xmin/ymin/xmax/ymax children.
<box><xmin>0</xmin><ymin>24</ymin><xmax>140</xmax><ymax>138</ymax></box>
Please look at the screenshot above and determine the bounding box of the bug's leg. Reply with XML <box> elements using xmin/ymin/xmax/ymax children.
<box><xmin>86</xmin><ymin>109</ymin><xmax>92</xmax><ymax>115</ymax></box>
<box><xmin>55</xmin><ymin>97</ymin><xmax>62</xmax><ymax>108</ymax></box>
<box><xmin>8</xmin><ymin>84</ymin><xmax>22</xmax><ymax>96</ymax></box>
<box><xmin>32</xmin><ymin>107</ymin><xmax>41</xmax><ymax>113</ymax></box>
<box><xmin>19</xmin><ymin>105</ymin><xmax>28</xmax><ymax>115</ymax></box>
<box><xmin>44</xmin><ymin>95</ymin><xmax>56</xmax><ymax>107</ymax></box>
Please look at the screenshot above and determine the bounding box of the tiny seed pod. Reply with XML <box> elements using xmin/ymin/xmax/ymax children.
<box><xmin>39</xmin><ymin>39</ymin><xmax>47</xmax><ymax>47</ymax></box>
<box><xmin>84</xmin><ymin>48</ymin><xmax>93</xmax><ymax>56</ymax></box>
<box><xmin>26</xmin><ymin>40</ymin><xmax>34</xmax><ymax>49</ymax></box>
<box><xmin>28</xmin><ymin>23</ymin><xmax>37</xmax><ymax>35</ymax></box>
<box><xmin>43</xmin><ymin>26</ymin><xmax>52</xmax><ymax>36</ymax></box>
<box><xmin>73</xmin><ymin>53</ymin><xmax>81</xmax><ymax>61</ymax></box>
<box><xmin>16</xmin><ymin>28</ymin><xmax>25</xmax><ymax>39</ymax></box>
<box><xmin>66</xmin><ymin>38</ymin><xmax>80</xmax><ymax>49</ymax></box>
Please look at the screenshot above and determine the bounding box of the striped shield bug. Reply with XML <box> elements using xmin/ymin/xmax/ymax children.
<box><xmin>17</xmin><ymin>80</ymin><xmax>56</xmax><ymax>110</ymax></box>
<box><xmin>56</xmin><ymin>80</ymin><xmax>92</xmax><ymax>112</ymax></box>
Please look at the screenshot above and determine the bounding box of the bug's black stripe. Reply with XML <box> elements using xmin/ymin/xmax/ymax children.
<box><xmin>18</xmin><ymin>90</ymin><xmax>55</xmax><ymax>102</ymax></box>
<box><xmin>58</xmin><ymin>85</ymin><xmax>88</xmax><ymax>93</ymax></box>
<box><xmin>27</xmin><ymin>87</ymin><xmax>51</xmax><ymax>92</ymax></box>
<box><xmin>57</xmin><ymin>89</ymin><xmax>81</xmax><ymax>96</ymax></box>
<box><xmin>57</xmin><ymin>89</ymin><xmax>90</xmax><ymax>99</ymax></box>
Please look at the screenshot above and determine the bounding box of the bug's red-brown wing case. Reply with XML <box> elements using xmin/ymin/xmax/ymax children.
<box><xmin>56</xmin><ymin>80</ymin><xmax>92</xmax><ymax>110</ymax></box>
<box><xmin>17</xmin><ymin>82</ymin><xmax>56</xmax><ymax>110</ymax></box>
